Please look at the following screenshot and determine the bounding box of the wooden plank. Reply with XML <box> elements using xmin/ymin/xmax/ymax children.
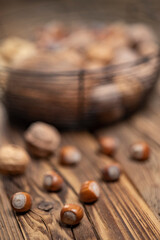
<box><xmin>0</xmin><ymin>107</ymin><xmax>97</xmax><ymax>240</ymax></box>
<box><xmin>93</xmin><ymin>77</ymin><xmax>160</xmax><ymax>221</ymax></box>
<box><xmin>50</xmin><ymin>132</ymin><xmax>160</xmax><ymax>240</ymax></box>
<box><xmin>97</xmin><ymin>121</ymin><xmax>160</xmax><ymax>219</ymax></box>
<box><xmin>94</xmin><ymin>79</ymin><xmax>160</xmax><ymax>219</ymax></box>
<box><xmin>1</xmin><ymin>106</ymin><xmax>160</xmax><ymax>239</ymax></box>
<box><xmin>0</xmin><ymin>106</ymin><xmax>24</xmax><ymax>240</ymax></box>
<box><xmin>129</xmin><ymin>111</ymin><xmax>160</xmax><ymax>146</ymax></box>
<box><xmin>0</xmin><ymin>180</ymin><xmax>24</xmax><ymax>240</ymax></box>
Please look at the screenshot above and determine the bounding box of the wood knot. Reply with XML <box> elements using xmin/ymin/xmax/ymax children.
<box><xmin>37</xmin><ymin>201</ymin><xmax>54</xmax><ymax>212</ymax></box>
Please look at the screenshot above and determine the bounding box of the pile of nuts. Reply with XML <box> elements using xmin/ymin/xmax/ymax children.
<box><xmin>0</xmin><ymin>121</ymin><xmax>150</xmax><ymax>226</ymax></box>
<box><xmin>1</xmin><ymin>21</ymin><xmax>158</xmax><ymax>128</ymax></box>
<box><xmin>0</xmin><ymin>22</ymin><xmax>158</xmax><ymax>70</ymax></box>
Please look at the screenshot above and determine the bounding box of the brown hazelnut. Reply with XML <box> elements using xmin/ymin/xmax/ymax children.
<box><xmin>98</xmin><ymin>136</ymin><xmax>118</xmax><ymax>156</ymax></box>
<box><xmin>60</xmin><ymin>204</ymin><xmax>84</xmax><ymax>226</ymax></box>
<box><xmin>59</xmin><ymin>146</ymin><xmax>81</xmax><ymax>165</ymax></box>
<box><xmin>24</xmin><ymin>122</ymin><xmax>61</xmax><ymax>158</ymax></box>
<box><xmin>11</xmin><ymin>192</ymin><xmax>32</xmax><ymax>213</ymax></box>
<box><xmin>102</xmin><ymin>164</ymin><xmax>121</xmax><ymax>182</ymax></box>
<box><xmin>130</xmin><ymin>141</ymin><xmax>150</xmax><ymax>161</ymax></box>
<box><xmin>79</xmin><ymin>180</ymin><xmax>100</xmax><ymax>203</ymax></box>
<box><xmin>0</xmin><ymin>144</ymin><xmax>30</xmax><ymax>175</ymax></box>
<box><xmin>43</xmin><ymin>171</ymin><xmax>63</xmax><ymax>191</ymax></box>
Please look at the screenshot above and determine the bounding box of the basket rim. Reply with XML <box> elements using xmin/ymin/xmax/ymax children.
<box><xmin>0</xmin><ymin>52</ymin><xmax>159</xmax><ymax>78</ymax></box>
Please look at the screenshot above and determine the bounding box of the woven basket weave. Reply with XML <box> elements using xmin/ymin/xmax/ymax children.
<box><xmin>0</xmin><ymin>0</ymin><xmax>160</xmax><ymax>129</ymax></box>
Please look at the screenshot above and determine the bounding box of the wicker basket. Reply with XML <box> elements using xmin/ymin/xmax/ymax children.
<box><xmin>0</xmin><ymin>0</ymin><xmax>160</xmax><ymax>129</ymax></box>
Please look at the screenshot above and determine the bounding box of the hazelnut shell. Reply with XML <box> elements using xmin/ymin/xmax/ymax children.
<box><xmin>102</xmin><ymin>164</ymin><xmax>121</xmax><ymax>182</ymax></box>
<box><xmin>99</xmin><ymin>136</ymin><xmax>118</xmax><ymax>156</ymax></box>
<box><xmin>130</xmin><ymin>141</ymin><xmax>150</xmax><ymax>161</ymax></box>
<box><xmin>79</xmin><ymin>180</ymin><xmax>100</xmax><ymax>203</ymax></box>
<box><xmin>60</xmin><ymin>204</ymin><xmax>84</xmax><ymax>226</ymax></box>
<box><xmin>43</xmin><ymin>171</ymin><xmax>63</xmax><ymax>191</ymax></box>
<box><xmin>59</xmin><ymin>146</ymin><xmax>81</xmax><ymax>165</ymax></box>
<box><xmin>11</xmin><ymin>192</ymin><xmax>32</xmax><ymax>213</ymax></box>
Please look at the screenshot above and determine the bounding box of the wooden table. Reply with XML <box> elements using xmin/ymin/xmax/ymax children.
<box><xmin>0</xmin><ymin>78</ymin><xmax>160</xmax><ymax>240</ymax></box>
<box><xmin>1</xmin><ymin>1</ymin><xmax>160</xmax><ymax>239</ymax></box>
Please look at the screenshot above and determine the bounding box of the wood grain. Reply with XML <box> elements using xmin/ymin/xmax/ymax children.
<box><xmin>58</xmin><ymin>132</ymin><xmax>160</xmax><ymax>239</ymax></box>
<box><xmin>0</xmin><ymin>104</ymin><xmax>160</xmax><ymax>239</ymax></box>
<box><xmin>3</xmin><ymin>113</ymin><xmax>160</xmax><ymax>240</ymax></box>
<box><xmin>1</xmin><ymin>1</ymin><xmax>160</xmax><ymax>239</ymax></box>
<box><xmin>96</xmin><ymin>80</ymin><xmax>160</xmax><ymax>220</ymax></box>
<box><xmin>0</xmin><ymin>110</ymin><xmax>97</xmax><ymax>239</ymax></box>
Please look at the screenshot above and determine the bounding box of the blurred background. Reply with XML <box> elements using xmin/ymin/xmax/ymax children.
<box><xmin>0</xmin><ymin>0</ymin><xmax>160</xmax><ymax>129</ymax></box>
<box><xmin>1</xmin><ymin>0</ymin><xmax>159</xmax><ymax>38</ymax></box>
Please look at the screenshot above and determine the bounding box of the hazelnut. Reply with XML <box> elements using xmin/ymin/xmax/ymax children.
<box><xmin>79</xmin><ymin>180</ymin><xmax>100</xmax><ymax>203</ymax></box>
<box><xmin>0</xmin><ymin>144</ymin><xmax>30</xmax><ymax>175</ymax></box>
<box><xmin>130</xmin><ymin>141</ymin><xmax>150</xmax><ymax>161</ymax></box>
<box><xmin>60</xmin><ymin>204</ymin><xmax>84</xmax><ymax>226</ymax></box>
<box><xmin>59</xmin><ymin>146</ymin><xmax>81</xmax><ymax>165</ymax></box>
<box><xmin>43</xmin><ymin>171</ymin><xmax>63</xmax><ymax>191</ymax></box>
<box><xmin>11</xmin><ymin>192</ymin><xmax>32</xmax><ymax>213</ymax></box>
<box><xmin>98</xmin><ymin>136</ymin><xmax>118</xmax><ymax>156</ymax></box>
<box><xmin>24</xmin><ymin>122</ymin><xmax>61</xmax><ymax>158</ymax></box>
<box><xmin>102</xmin><ymin>164</ymin><xmax>121</xmax><ymax>182</ymax></box>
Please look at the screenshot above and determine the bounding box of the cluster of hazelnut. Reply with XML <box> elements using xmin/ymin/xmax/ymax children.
<box><xmin>0</xmin><ymin>121</ymin><xmax>150</xmax><ymax>226</ymax></box>
<box><xmin>0</xmin><ymin>22</ymin><xmax>158</xmax><ymax>71</ymax></box>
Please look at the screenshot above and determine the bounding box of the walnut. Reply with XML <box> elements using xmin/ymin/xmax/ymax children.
<box><xmin>63</xmin><ymin>28</ymin><xmax>94</xmax><ymax>50</ymax></box>
<box><xmin>0</xmin><ymin>37</ymin><xmax>37</xmax><ymax>65</ymax></box>
<box><xmin>0</xmin><ymin>56</ymin><xmax>7</xmax><ymax>67</ymax></box>
<box><xmin>85</xmin><ymin>42</ymin><xmax>113</xmax><ymax>63</ymax></box>
<box><xmin>137</xmin><ymin>41</ymin><xmax>159</xmax><ymax>57</ymax></box>
<box><xmin>128</xmin><ymin>24</ymin><xmax>156</xmax><ymax>46</ymax></box>
<box><xmin>89</xmin><ymin>84</ymin><xmax>124</xmax><ymax>123</ymax></box>
<box><xmin>56</xmin><ymin>48</ymin><xmax>85</xmax><ymax>68</ymax></box>
<box><xmin>113</xmin><ymin>74</ymin><xmax>143</xmax><ymax>109</ymax></box>
<box><xmin>0</xmin><ymin>144</ymin><xmax>30</xmax><ymax>175</ymax></box>
<box><xmin>85</xmin><ymin>60</ymin><xmax>106</xmax><ymax>70</ymax></box>
<box><xmin>24</xmin><ymin>122</ymin><xmax>61</xmax><ymax>158</ymax></box>
<box><xmin>12</xmin><ymin>50</ymin><xmax>84</xmax><ymax>71</ymax></box>
<box><xmin>96</xmin><ymin>23</ymin><xmax>130</xmax><ymax>49</ymax></box>
<box><xmin>112</xmin><ymin>47</ymin><xmax>139</xmax><ymax>65</ymax></box>
<box><xmin>36</xmin><ymin>22</ymin><xmax>69</xmax><ymax>49</ymax></box>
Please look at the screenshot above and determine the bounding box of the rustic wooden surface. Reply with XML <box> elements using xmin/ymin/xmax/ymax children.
<box><xmin>1</xmin><ymin>0</ymin><xmax>160</xmax><ymax>239</ymax></box>
<box><xmin>0</xmin><ymin>80</ymin><xmax>160</xmax><ymax>239</ymax></box>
